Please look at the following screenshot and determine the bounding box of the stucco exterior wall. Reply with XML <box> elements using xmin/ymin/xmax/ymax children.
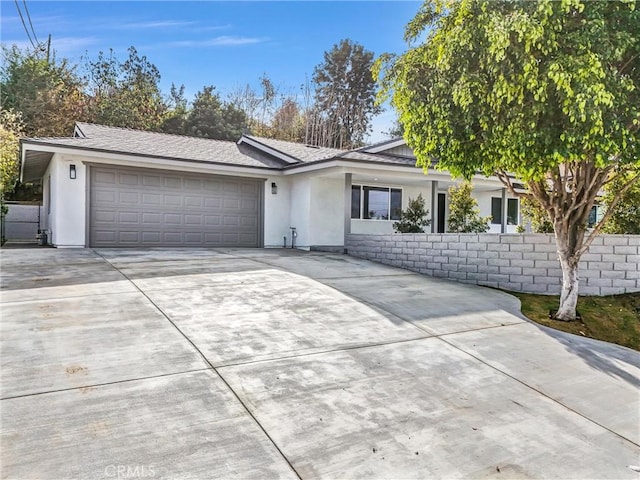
<box><xmin>44</xmin><ymin>154</ymin><xmax>87</xmax><ymax>247</ymax></box>
<box><xmin>263</xmin><ymin>176</ymin><xmax>291</xmax><ymax>248</ymax></box>
<box><xmin>288</xmin><ymin>175</ymin><xmax>312</xmax><ymax>248</ymax></box>
<box><xmin>346</xmin><ymin>233</ymin><xmax>639</xmax><ymax>296</ymax></box>
<box><xmin>309</xmin><ymin>177</ymin><xmax>344</xmax><ymax>246</ymax></box>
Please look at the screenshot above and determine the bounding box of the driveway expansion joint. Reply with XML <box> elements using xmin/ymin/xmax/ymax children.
<box><xmin>0</xmin><ymin>368</ymin><xmax>211</xmax><ymax>401</ymax></box>
<box><xmin>94</xmin><ymin>249</ymin><xmax>303</xmax><ymax>480</ymax></box>
<box><xmin>439</xmin><ymin>335</ymin><xmax>640</xmax><ymax>449</ymax></box>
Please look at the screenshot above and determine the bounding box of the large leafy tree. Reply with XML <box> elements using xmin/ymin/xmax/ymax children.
<box><xmin>180</xmin><ymin>86</ymin><xmax>247</xmax><ymax>141</ymax></box>
<box><xmin>312</xmin><ymin>39</ymin><xmax>381</xmax><ymax>149</ymax></box>
<box><xmin>377</xmin><ymin>0</ymin><xmax>639</xmax><ymax>320</ymax></box>
<box><xmin>85</xmin><ymin>47</ymin><xmax>166</xmax><ymax>130</ymax></box>
<box><xmin>1</xmin><ymin>45</ymin><xmax>87</xmax><ymax>136</ymax></box>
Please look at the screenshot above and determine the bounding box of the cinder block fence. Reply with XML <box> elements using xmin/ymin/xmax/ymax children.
<box><xmin>345</xmin><ymin>233</ymin><xmax>640</xmax><ymax>296</ymax></box>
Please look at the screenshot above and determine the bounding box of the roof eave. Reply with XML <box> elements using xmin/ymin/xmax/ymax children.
<box><xmin>19</xmin><ymin>139</ymin><xmax>283</xmax><ymax>176</ymax></box>
<box><xmin>20</xmin><ymin>140</ymin><xmax>54</xmax><ymax>182</ymax></box>
<box><xmin>238</xmin><ymin>135</ymin><xmax>301</xmax><ymax>165</ymax></box>
<box><xmin>360</xmin><ymin>137</ymin><xmax>406</xmax><ymax>154</ymax></box>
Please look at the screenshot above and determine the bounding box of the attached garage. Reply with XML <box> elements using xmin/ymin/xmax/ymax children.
<box><xmin>89</xmin><ymin>165</ymin><xmax>263</xmax><ymax>247</ymax></box>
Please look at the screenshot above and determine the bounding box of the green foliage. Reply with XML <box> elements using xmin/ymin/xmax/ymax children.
<box><xmin>1</xmin><ymin>45</ymin><xmax>86</xmax><ymax>136</ymax></box>
<box><xmin>393</xmin><ymin>193</ymin><xmax>431</xmax><ymax>233</ymax></box>
<box><xmin>0</xmin><ymin>109</ymin><xmax>24</xmax><ymax>196</ymax></box>
<box><xmin>521</xmin><ymin>196</ymin><xmax>554</xmax><ymax>233</ymax></box>
<box><xmin>160</xmin><ymin>83</ymin><xmax>188</xmax><ymax>134</ymax></box>
<box><xmin>376</xmin><ymin>0</ymin><xmax>639</xmax><ymax>319</ymax></box>
<box><xmin>270</xmin><ymin>98</ymin><xmax>306</xmax><ymax>142</ymax></box>
<box><xmin>85</xmin><ymin>47</ymin><xmax>166</xmax><ymax>130</ymax></box>
<box><xmin>171</xmin><ymin>86</ymin><xmax>247</xmax><ymax>141</ymax></box>
<box><xmin>601</xmin><ymin>173</ymin><xmax>640</xmax><ymax>234</ymax></box>
<box><xmin>447</xmin><ymin>183</ymin><xmax>490</xmax><ymax>233</ymax></box>
<box><xmin>378</xmin><ymin>0</ymin><xmax>639</xmax><ymax>182</ymax></box>
<box><xmin>313</xmin><ymin>39</ymin><xmax>381</xmax><ymax>148</ymax></box>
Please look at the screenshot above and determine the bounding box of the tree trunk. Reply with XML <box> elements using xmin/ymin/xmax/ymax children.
<box><xmin>555</xmin><ymin>252</ymin><xmax>579</xmax><ymax>321</ymax></box>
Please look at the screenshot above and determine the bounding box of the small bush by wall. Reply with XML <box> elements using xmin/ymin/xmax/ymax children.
<box><xmin>346</xmin><ymin>233</ymin><xmax>639</xmax><ymax>296</ymax></box>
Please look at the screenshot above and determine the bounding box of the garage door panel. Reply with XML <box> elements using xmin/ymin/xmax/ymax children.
<box><xmin>94</xmin><ymin>171</ymin><xmax>116</xmax><ymax>185</ymax></box>
<box><xmin>240</xmin><ymin>183</ymin><xmax>259</xmax><ymax>194</ymax></box>
<box><xmin>118</xmin><ymin>212</ymin><xmax>139</xmax><ymax>223</ymax></box>
<box><xmin>119</xmin><ymin>231</ymin><xmax>140</xmax><ymax>243</ymax></box>
<box><xmin>184</xmin><ymin>215</ymin><xmax>202</xmax><ymax>225</ymax></box>
<box><xmin>223</xmin><ymin>216</ymin><xmax>239</xmax><ymax>226</ymax></box>
<box><xmin>142</xmin><ymin>232</ymin><xmax>161</xmax><ymax>243</ymax></box>
<box><xmin>119</xmin><ymin>173</ymin><xmax>140</xmax><ymax>186</ymax></box>
<box><xmin>241</xmin><ymin>216</ymin><xmax>257</xmax><ymax>227</ymax></box>
<box><xmin>142</xmin><ymin>175</ymin><xmax>161</xmax><ymax>187</ymax></box>
<box><xmin>93</xmin><ymin>230</ymin><xmax>116</xmax><ymax>243</ymax></box>
<box><xmin>163</xmin><ymin>195</ymin><xmax>182</xmax><ymax>207</ymax></box>
<box><xmin>142</xmin><ymin>213</ymin><xmax>162</xmax><ymax>224</ymax></box>
<box><xmin>90</xmin><ymin>166</ymin><xmax>261</xmax><ymax>247</ymax></box>
<box><xmin>163</xmin><ymin>214</ymin><xmax>183</xmax><ymax>226</ymax></box>
<box><xmin>162</xmin><ymin>232</ymin><xmax>183</xmax><ymax>243</ymax></box>
<box><xmin>185</xmin><ymin>196</ymin><xmax>203</xmax><ymax>208</ymax></box>
<box><xmin>95</xmin><ymin>190</ymin><xmax>116</xmax><ymax>203</ymax></box>
<box><xmin>119</xmin><ymin>192</ymin><xmax>139</xmax><ymax>204</ymax></box>
<box><xmin>142</xmin><ymin>193</ymin><xmax>162</xmax><ymax>205</ymax></box>
<box><xmin>223</xmin><ymin>198</ymin><xmax>240</xmax><ymax>210</ymax></box>
<box><xmin>204</xmin><ymin>198</ymin><xmax>221</xmax><ymax>208</ymax></box>
<box><xmin>163</xmin><ymin>177</ymin><xmax>182</xmax><ymax>189</ymax></box>
<box><xmin>204</xmin><ymin>215</ymin><xmax>221</xmax><ymax>226</ymax></box>
<box><xmin>184</xmin><ymin>232</ymin><xmax>203</xmax><ymax>243</ymax></box>
<box><xmin>184</xmin><ymin>178</ymin><xmax>203</xmax><ymax>190</ymax></box>
<box><xmin>241</xmin><ymin>198</ymin><xmax>258</xmax><ymax>210</ymax></box>
<box><xmin>222</xmin><ymin>183</ymin><xmax>239</xmax><ymax>193</ymax></box>
<box><xmin>93</xmin><ymin>210</ymin><xmax>116</xmax><ymax>223</ymax></box>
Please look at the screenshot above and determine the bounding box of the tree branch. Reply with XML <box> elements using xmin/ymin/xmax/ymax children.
<box><xmin>578</xmin><ymin>170</ymin><xmax>640</xmax><ymax>257</ymax></box>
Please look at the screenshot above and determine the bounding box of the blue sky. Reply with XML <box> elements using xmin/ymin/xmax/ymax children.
<box><xmin>1</xmin><ymin>1</ymin><xmax>421</xmax><ymax>141</ymax></box>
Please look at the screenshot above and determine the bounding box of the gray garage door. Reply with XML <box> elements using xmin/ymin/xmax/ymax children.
<box><xmin>90</xmin><ymin>166</ymin><xmax>262</xmax><ymax>247</ymax></box>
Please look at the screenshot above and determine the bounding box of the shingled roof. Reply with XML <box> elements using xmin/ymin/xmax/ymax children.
<box><xmin>20</xmin><ymin>122</ymin><xmax>424</xmax><ymax>182</ymax></box>
<box><xmin>240</xmin><ymin>135</ymin><xmax>344</xmax><ymax>164</ymax></box>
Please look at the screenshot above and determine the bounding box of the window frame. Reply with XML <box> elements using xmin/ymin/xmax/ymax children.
<box><xmin>491</xmin><ymin>197</ymin><xmax>520</xmax><ymax>225</ymax></box>
<box><xmin>351</xmin><ymin>184</ymin><xmax>403</xmax><ymax>221</ymax></box>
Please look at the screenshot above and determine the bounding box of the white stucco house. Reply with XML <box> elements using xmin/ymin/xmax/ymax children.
<box><xmin>19</xmin><ymin>122</ymin><xmax>522</xmax><ymax>249</ymax></box>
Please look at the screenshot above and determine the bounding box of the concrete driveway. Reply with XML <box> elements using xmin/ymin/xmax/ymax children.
<box><xmin>1</xmin><ymin>248</ymin><xmax>638</xmax><ymax>479</ymax></box>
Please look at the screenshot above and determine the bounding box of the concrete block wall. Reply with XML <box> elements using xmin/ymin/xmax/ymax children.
<box><xmin>346</xmin><ymin>233</ymin><xmax>640</xmax><ymax>296</ymax></box>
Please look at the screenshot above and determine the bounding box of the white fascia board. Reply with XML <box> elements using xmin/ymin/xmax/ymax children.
<box><xmin>28</xmin><ymin>144</ymin><xmax>283</xmax><ymax>178</ymax></box>
<box><xmin>73</xmin><ymin>124</ymin><xmax>86</xmax><ymax>138</ymax></box>
<box><xmin>238</xmin><ymin>136</ymin><xmax>299</xmax><ymax>164</ymax></box>
<box><xmin>19</xmin><ymin>145</ymin><xmax>26</xmax><ymax>182</ymax></box>
<box><xmin>361</xmin><ymin>138</ymin><xmax>406</xmax><ymax>153</ymax></box>
<box><xmin>282</xmin><ymin>159</ymin><xmax>425</xmax><ymax>176</ymax></box>
<box><xmin>282</xmin><ymin>159</ymin><xmax>524</xmax><ymax>191</ymax></box>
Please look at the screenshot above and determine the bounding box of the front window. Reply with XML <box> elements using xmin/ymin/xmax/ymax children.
<box><xmin>491</xmin><ymin>197</ymin><xmax>519</xmax><ymax>225</ymax></box>
<box><xmin>351</xmin><ymin>185</ymin><xmax>402</xmax><ymax>220</ymax></box>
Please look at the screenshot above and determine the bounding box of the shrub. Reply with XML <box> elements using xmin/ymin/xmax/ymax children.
<box><xmin>447</xmin><ymin>183</ymin><xmax>490</xmax><ymax>233</ymax></box>
<box><xmin>393</xmin><ymin>193</ymin><xmax>431</xmax><ymax>233</ymax></box>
